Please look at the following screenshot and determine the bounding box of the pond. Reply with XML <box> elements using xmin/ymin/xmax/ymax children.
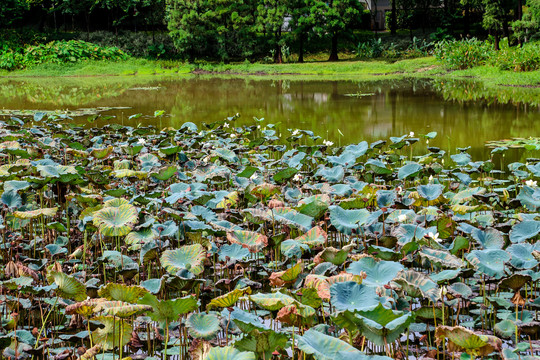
<box><xmin>1</xmin><ymin>76</ymin><xmax>539</xmax><ymax>161</ymax></box>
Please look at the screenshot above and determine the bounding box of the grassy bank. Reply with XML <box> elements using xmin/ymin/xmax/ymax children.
<box><xmin>2</xmin><ymin>56</ymin><xmax>540</xmax><ymax>89</ymax></box>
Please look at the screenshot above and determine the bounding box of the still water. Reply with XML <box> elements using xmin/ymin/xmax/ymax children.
<box><xmin>0</xmin><ymin>76</ymin><xmax>539</xmax><ymax>161</ymax></box>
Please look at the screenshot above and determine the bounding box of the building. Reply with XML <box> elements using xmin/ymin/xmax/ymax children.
<box><xmin>360</xmin><ymin>0</ymin><xmax>392</xmax><ymax>31</ymax></box>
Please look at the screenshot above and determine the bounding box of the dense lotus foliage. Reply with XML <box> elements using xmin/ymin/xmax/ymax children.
<box><xmin>1</xmin><ymin>112</ymin><xmax>540</xmax><ymax>360</ymax></box>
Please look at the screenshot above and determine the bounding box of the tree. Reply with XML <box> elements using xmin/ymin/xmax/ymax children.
<box><xmin>256</xmin><ymin>0</ymin><xmax>287</xmax><ymax>63</ymax></box>
<box><xmin>390</xmin><ymin>0</ymin><xmax>397</xmax><ymax>34</ymax></box>
<box><xmin>166</xmin><ymin>0</ymin><xmax>257</xmax><ymax>61</ymax></box>
<box><xmin>288</xmin><ymin>0</ymin><xmax>314</xmax><ymax>63</ymax></box>
<box><xmin>0</xmin><ymin>0</ymin><xmax>29</xmax><ymax>28</ymax></box>
<box><xmin>309</xmin><ymin>0</ymin><xmax>366</xmax><ymax>61</ymax></box>
<box><xmin>482</xmin><ymin>0</ymin><xmax>514</xmax><ymax>49</ymax></box>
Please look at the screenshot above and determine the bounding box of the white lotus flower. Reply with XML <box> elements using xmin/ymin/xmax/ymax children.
<box><xmin>323</xmin><ymin>140</ymin><xmax>334</xmax><ymax>147</ymax></box>
<box><xmin>409</xmin><ymin>132</ymin><xmax>414</xmax><ymax>137</ymax></box>
<box><xmin>397</xmin><ymin>214</ymin><xmax>408</xmax><ymax>223</ymax></box>
<box><xmin>526</xmin><ymin>179</ymin><xmax>537</xmax><ymax>188</ymax></box>
<box><xmin>292</xmin><ymin>129</ymin><xmax>300</xmax><ymax>136</ymax></box>
<box><xmin>137</xmin><ymin>138</ymin><xmax>146</xmax><ymax>145</ymax></box>
<box><xmin>396</xmin><ymin>186</ymin><xmax>404</xmax><ymax>195</ymax></box>
<box><xmin>223</xmin><ymin>122</ymin><xmax>229</xmax><ymax>128</ymax></box>
<box><xmin>293</xmin><ymin>173</ymin><xmax>303</xmax><ymax>182</ymax></box>
<box><xmin>230</xmin><ymin>134</ymin><xmax>237</xmax><ymax>138</ymax></box>
<box><xmin>429</xmin><ymin>175</ymin><xmax>434</xmax><ymax>182</ymax></box>
<box><xmin>426</xmin><ymin>232</ymin><xmax>441</xmax><ymax>243</ymax></box>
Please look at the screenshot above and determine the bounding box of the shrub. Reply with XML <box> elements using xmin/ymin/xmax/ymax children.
<box><xmin>490</xmin><ymin>40</ymin><xmax>540</xmax><ymax>71</ymax></box>
<box><xmin>433</xmin><ymin>38</ymin><xmax>493</xmax><ymax>69</ymax></box>
<box><xmin>0</xmin><ymin>40</ymin><xmax>128</xmax><ymax>70</ymax></box>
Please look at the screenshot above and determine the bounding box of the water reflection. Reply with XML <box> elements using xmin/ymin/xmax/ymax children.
<box><xmin>1</xmin><ymin>76</ymin><xmax>539</xmax><ymax>162</ymax></box>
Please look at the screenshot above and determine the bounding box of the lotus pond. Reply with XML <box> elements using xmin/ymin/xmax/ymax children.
<box><xmin>1</xmin><ymin>77</ymin><xmax>540</xmax><ymax>360</ymax></box>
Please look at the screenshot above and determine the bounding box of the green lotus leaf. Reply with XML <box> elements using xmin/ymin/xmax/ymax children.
<box><xmin>250</xmin><ymin>183</ymin><xmax>280</xmax><ymax>199</ymax></box>
<box><xmin>418</xmin><ymin>247</ymin><xmax>464</xmax><ymax>269</ymax></box>
<box><xmin>1</xmin><ymin>190</ymin><xmax>22</xmax><ymax>209</ymax></box>
<box><xmin>218</xmin><ymin>243</ymin><xmax>251</xmax><ymax>264</ymax></box>
<box><xmin>271</xmin><ymin>207</ymin><xmax>314</xmax><ymax>231</ymax></box>
<box><xmin>207</xmin><ymin>287</ymin><xmax>252</xmax><ymax>310</ymax></box>
<box><xmin>14</xmin><ymin>207</ymin><xmax>58</xmax><ymax>219</ymax></box>
<box><xmin>281</xmin><ymin>239</ymin><xmax>309</xmax><ymax>258</ymax></box>
<box><xmin>273</xmin><ymin>167</ymin><xmax>298</xmax><ymax>183</ymax></box>
<box><xmin>507</xmin><ymin>243</ymin><xmax>539</xmax><ymax>269</ymax></box>
<box><xmin>330</xmin><ymin>281</ymin><xmax>381</xmax><ymax>312</ymax></box>
<box><xmin>471</xmin><ymin>228</ymin><xmax>505</xmax><ymax>249</ymax></box>
<box><xmin>510</xmin><ymin>221</ymin><xmax>540</xmax><ymax>243</ymax></box>
<box><xmin>498</xmin><ymin>273</ymin><xmax>532</xmax><ymax>291</ymax></box>
<box><xmin>186</xmin><ymin>313</ymin><xmax>221</xmax><ymax>340</ymax></box>
<box><xmin>150</xmin><ymin>166</ymin><xmax>177</xmax><ymax>181</ymax></box>
<box><xmin>305</xmin><ymin>273</ymin><xmax>363</xmax><ymax>300</ymax></box>
<box><xmin>139</xmin><ymin>293</ymin><xmax>198</xmax><ymax>324</ymax></box>
<box><xmin>204</xmin><ymin>346</ymin><xmax>255</xmax><ymax>360</ymax></box>
<box><xmin>98</xmin><ymin>283</ymin><xmax>148</xmax><ymax>303</ymax></box>
<box><xmin>315</xmin><ymin>244</ymin><xmax>356</xmax><ymax>266</ymax></box>
<box><xmin>417</xmin><ymin>184</ymin><xmax>444</xmax><ymax>201</ymax></box>
<box><xmin>93</xmin><ymin>203</ymin><xmax>138</xmax><ymax>236</ymax></box>
<box><xmin>398</xmin><ymin>162</ymin><xmax>422</xmax><ymax>180</ymax></box>
<box><xmin>125</xmin><ymin>228</ymin><xmax>159</xmax><ymax>247</ymax></box>
<box><xmin>315</xmin><ymin>165</ymin><xmax>345</xmax><ymax>182</ymax></box>
<box><xmin>90</xmin><ymin>146</ymin><xmax>114</xmax><ymax>160</ymax></box>
<box><xmin>447</xmin><ymin>282</ymin><xmax>473</xmax><ymax>299</ymax></box>
<box><xmin>347</xmin><ymin>257</ymin><xmax>403</xmax><ymax>286</ymax></box>
<box><xmin>494</xmin><ymin>320</ymin><xmax>516</xmax><ymax>338</ymax></box>
<box><xmin>230</xmin><ymin>307</ymin><xmax>270</xmax><ymax>333</ymax></box>
<box><xmin>226</xmin><ymin>230</ymin><xmax>268</xmax><ymax>253</ymax></box>
<box><xmin>450</xmin><ymin>187</ymin><xmax>485</xmax><ymax>205</ymax></box>
<box><xmin>366</xmin><ymin>159</ymin><xmax>392</xmax><ymax>175</ymax></box>
<box><xmin>93</xmin><ymin>301</ymin><xmax>152</xmax><ymax>318</ymax></box>
<box><xmin>435</xmin><ymin>325</ymin><xmax>502</xmax><ymax>356</ymax></box>
<box><xmin>296</xmin><ymin>328</ymin><xmax>366</xmax><ymax>360</ymax></box>
<box><xmin>394</xmin><ymin>270</ymin><xmax>440</xmax><ymax>302</ymax></box>
<box><xmin>212</xmin><ymin>148</ymin><xmax>239</xmax><ymax>163</ymax></box>
<box><xmin>141</xmin><ymin>278</ymin><xmax>163</xmax><ymax>294</ymax></box>
<box><xmin>249</xmin><ymin>292</ymin><xmax>298</xmax><ymax>311</ymax></box>
<box><xmin>295</xmin><ymin>226</ymin><xmax>327</xmax><ymax>248</ymax></box>
<box><xmin>329</xmin><ymin>206</ymin><xmax>370</xmax><ymax>235</ymax></box>
<box><xmin>47</xmin><ymin>271</ymin><xmax>87</xmax><ymax>301</ymax></box>
<box><xmin>104</xmin><ymin>198</ymin><xmax>130</xmax><ymax>207</ymax></box>
<box><xmin>350</xmin><ymin>303</ymin><xmax>415</xmax><ymax>346</ymax></box>
<box><xmin>466</xmin><ymin>249</ymin><xmax>510</xmax><ymax>279</ymax></box>
<box><xmin>91</xmin><ymin>316</ymin><xmax>132</xmax><ymax>350</ymax></box>
<box><xmin>161</xmin><ymin>244</ymin><xmax>206</xmax><ymax>275</ymax></box>
<box><xmin>4</xmin><ymin>180</ymin><xmax>30</xmax><ymax>192</ymax></box>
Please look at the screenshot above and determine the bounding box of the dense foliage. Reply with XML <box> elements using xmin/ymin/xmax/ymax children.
<box><xmin>0</xmin><ymin>0</ymin><xmax>538</xmax><ymax>62</ymax></box>
<box><xmin>0</xmin><ymin>111</ymin><xmax>539</xmax><ymax>359</ymax></box>
<box><xmin>0</xmin><ymin>40</ymin><xmax>128</xmax><ymax>70</ymax></box>
<box><xmin>434</xmin><ymin>38</ymin><xmax>540</xmax><ymax>71</ymax></box>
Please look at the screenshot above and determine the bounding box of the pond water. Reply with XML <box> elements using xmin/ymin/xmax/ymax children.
<box><xmin>1</xmin><ymin>76</ymin><xmax>539</xmax><ymax>161</ymax></box>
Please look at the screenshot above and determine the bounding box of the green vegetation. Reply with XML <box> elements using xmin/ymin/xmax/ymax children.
<box><xmin>0</xmin><ymin>112</ymin><xmax>539</xmax><ymax>359</ymax></box>
<box><xmin>0</xmin><ymin>40</ymin><xmax>128</xmax><ymax>71</ymax></box>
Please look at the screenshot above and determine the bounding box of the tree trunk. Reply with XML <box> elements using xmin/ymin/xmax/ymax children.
<box><xmin>494</xmin><ymin>32</ymin><xmax>500</xmax><ymax>50</ymax></box>
<box><xmin>298</xmin><ymin>34</ymin><xmax>304</xmax><ymax>63</ymax></box>
<box><xmin>464</xmin><ymin>4</ymin><xmax>470</xmax><ymax>36</ymax></box>
<box><xmin>328</xmin><ymin>33</ymin><xmax>338</xmax><ymax>61</ymax></box>
<box><xmin>518</xmin><ymin>0</ymin><xmax>523</xmax><ymax>20</ymax></box>
<box><xmin>390</xmin><ymin>0</ymin><xmax>397</xmax><ymax>35</ymax></box>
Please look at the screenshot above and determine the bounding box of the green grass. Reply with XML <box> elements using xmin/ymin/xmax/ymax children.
<box><xmin>2</xmin><ymin>56</ymin><xmax>540</xmax><ymax>89</ymax></box>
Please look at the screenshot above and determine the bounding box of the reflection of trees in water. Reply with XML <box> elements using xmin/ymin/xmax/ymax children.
<box><xmin>0</xmin><ymin>77</ymin><xmax>160</xmax><ymax>108</ymax></box>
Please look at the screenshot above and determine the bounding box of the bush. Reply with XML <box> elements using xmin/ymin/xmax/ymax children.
<box><xmin>435</xmin><ymin>38</ymin><xmax>540</xmax><ymax>72</ymax></box>
<box><xmin>433</xmin><ymin>38</ymin><xmax>493</xmax><ymax>69</ymax></box>
<box><xmin>80</xmin><ymin>31</ymin><xmax>178</xmax><ymax>59</ymax></box>
<box><xmin>356</xmin><ymin>37</ymin><xmax>432</xmax><ymax>60</ymax></box>
<box><xmin>490</xmin><ymin>39</ymin><xmax>540</xmax><ymax>71</ymax></box>
<box><xmin>0</xmin><ymin>40</ymin><xmax>128</xmax><ymax>70</ymax></box>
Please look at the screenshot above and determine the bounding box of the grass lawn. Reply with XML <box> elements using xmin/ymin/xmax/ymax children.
<box><xmin>1</xmin><ymin>56</ymin><xmax>540</xmax><ymax>89</ymax></box>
